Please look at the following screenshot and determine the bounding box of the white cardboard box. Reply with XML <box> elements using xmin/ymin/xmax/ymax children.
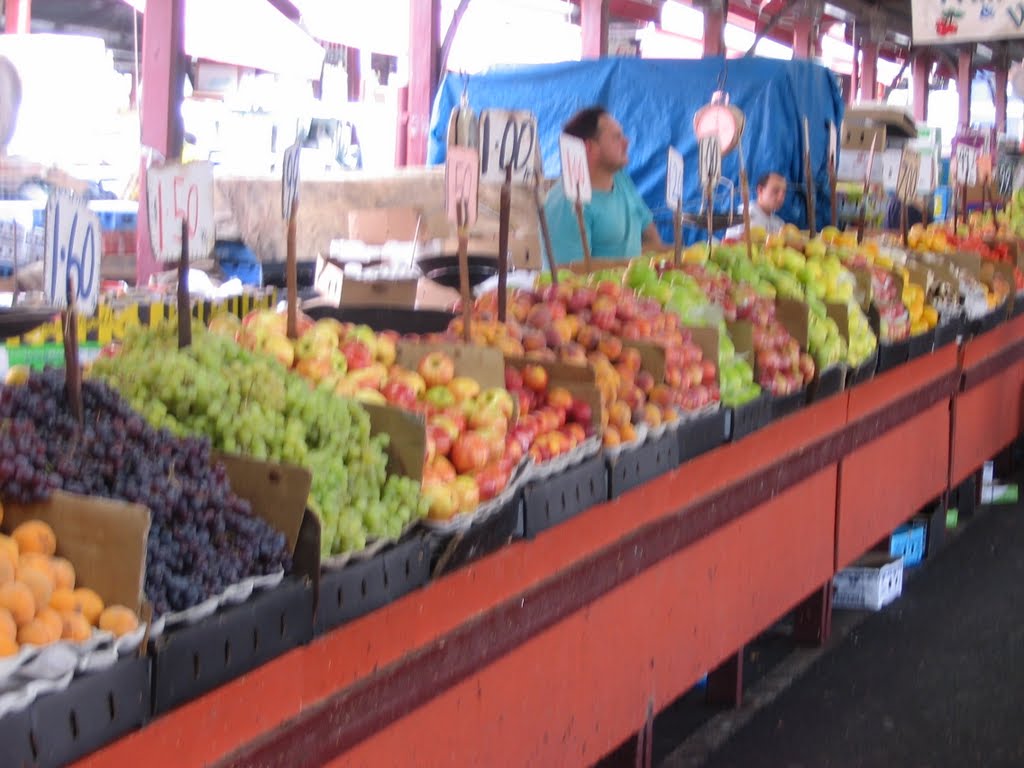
<box><xmin>833</xmin><ymin>553</ymin><xmax>904</xmax><ymax>611</ymax></box>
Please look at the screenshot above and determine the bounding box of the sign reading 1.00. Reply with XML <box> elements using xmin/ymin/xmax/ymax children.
<box><xmin>44</xmin><ymin>189</ymin><xmax>101</xmax><ymax>315</ymax></box>
<box><xmin>478</xmin><ymin>109</ymin><xmax>538</xmax><ymax>184</ymax></box>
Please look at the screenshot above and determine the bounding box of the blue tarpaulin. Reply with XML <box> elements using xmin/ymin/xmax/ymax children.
<box><xmin>428</xmin><ymin>57</ymin><xmax>845</xmax><ymax>244</ymax></box>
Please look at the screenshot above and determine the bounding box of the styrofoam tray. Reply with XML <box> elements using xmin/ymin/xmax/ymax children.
<box><xmin>520</xmin><ymin>435</ymin><xmax>604</xmax><ymax>480</ymax></box>
<box><xmin>603</xmin><ymin>424</ymin><xmax>650</xmax><ymax>462</ymax></box>
<box><xmin>320</xmin><ymin>519</ymin><xmax>421</xmax><ymax>571</ymax></box>
<box><xmin>149</xmin><ymin>569</ymin><xmax>285</xmax><ymax>637</ymax></box>
<box><xmin>421</xmin><ymin>456</ymin><xmax>531</xmax><ymax>534</ymax></box>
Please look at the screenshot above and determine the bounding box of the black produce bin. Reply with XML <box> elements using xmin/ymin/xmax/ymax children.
<box><xmin>907</xmin><ymin>328</ymin><xmax>936</xmax><ymax>360</ymax></box>
<box><xmin>808</xmin><ymin>365</ymin><xmax>845</xmax><ymax>403</ymax></box>
<box><xmin>726</xmin><ymin>393</ymin><xmax>772</xmax><ymax>441</ymax></box>
<box><xmin>316</xmin><ymin>535</ymin><xmax>433</xmax><ymax>636</ymax></box>
<box><xmin>30</xmin><ymin>656</ymin><xmax>151</xmax><ymax>768</ymax></box>
<box><xmin>607</xmin><ymin>428</ymin><xmax>679</xmax><ymax>499</ymax></box>
<box><xmin>968</xmin><ymin>304</ymin><xmax>1006</xmax><ymax>336</ymax></box>
<box><xmin>304</xmin><ymin>305</ymin><xmax>455</xmax><ymax>335</ymax></box>
<box><xmin>417</xmin><ymin>255</ymin><xmax>498</xmax><ymax>289</ymax></box>
<box><xmin>522</xmin><ymin>453</ymin><xmax>608</xmax><ymax>538</ymax></box>
<box><xmin>876</xmin><ymin>339</ymin><xmax>910</xmax><ymax>373</ymax></box>
<box><xmin>846</xmin><ymin>349</ymin><xmax>878</xmax><ymax>387</ymax></box>
<box><xmin>1012</xmin><ymin>298</ymin><xmax>1024</xmax><ymax>319</ymax></box>
<box><xmin>151</xmin><ymin>578</ymin><xmax>314</xmax><ymax>716</ymax></box>
<box><xmin>934</xmin><ymin>317</ymin><xmax>963</xmax><ymax>349</ymax></box>
<box><xmin>429</xmin><ymin>491</ymin><xmax>522</xmax><ymax>578</ymax></box>
<box><xmin>771</xmin><ymin>387</ymin><xmax>806</xmax><ymax>420</ymax></box>
<box><xmin>675</xmin><ymin>407</ymin><xmax>727</xmax><ymax>462</ymax></box>
<box><xmin>0</xmin><ymin>700</ymin><xmax>36</xmax><ymax>767</ymax></box>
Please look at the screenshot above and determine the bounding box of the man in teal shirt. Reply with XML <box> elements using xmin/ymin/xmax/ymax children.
<box><xmin>544</xmin><ymin>106</ymin><xmax>664</xmax><ymax>265</ymax></box>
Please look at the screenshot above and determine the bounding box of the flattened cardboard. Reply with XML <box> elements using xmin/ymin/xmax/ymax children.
<box><xmin>215</xmin><ymin>454</ymin><xmax>311</xmax><ymax>556</ymax></box>
<box><xmin>726</xmin><ymin>320</ymin><xmax>754</xmax><ymax>357</ymax></box>
<box><xmin>826</xmin><ymin>302</ymin><xmax>850</xmax><ymax>344</ymax></box>
<box><xmin>623</xmin><ymin>340</ymin><xmax>667</xmax><ymax>382</ymax></box>
<box><xmin>347</xmin><ymin>207</ymin><xmax>423</xmax><ymax>245</ymax></box>
<box><xmin>363</xmin><ymin>402</ymin><xmax>426</xmax><ymax>482</ymax></box>
<box><xmin>946</xmin><ymin>251</ymin><xmax>983</xmax><ymax>277</ymax></box>
<box><xmin>688</xmin><ymin>325</ymin><xmax>719</xmax><ymax>365</ymax></box>
<box><xmin>4</xmin><ymin>493</ymin><xmax>149</xmax><ymax>613</ymax></box>
<box><xmin>851</xmin><ymin>267</ymin><xmax>874</xmax><ymax>310</ymax></box>
<box><xmin>776</xmin><ymin>297</ymin><xmax>809</xmax><ymax>349</ymax></box>
<box><xmin>396</xmin><ymin>340</ymin><xmax>506</xmax><ymax>389</ymax></box>
<box><xmin>905</xmin><ymin>263</ymin><xmax>934</xmax><ymax>293</ymax></box>
<box><xmin>505</xmin><ymin>357</ymin><xmax>602</xmax><ymax>434</ymax></box>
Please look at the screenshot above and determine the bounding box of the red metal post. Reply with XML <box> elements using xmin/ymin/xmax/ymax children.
<box><xmin>4</xmin><ymin>0</ymin><xmax>30</xmax><ymax>34</ymax></box>
<box><xmin>958</xmin><ymin>46</ymin><xmax>974</xmax><ymax>129</ymax></box>
<box><xmin>406</xmin><ymin>0</ymin><xmax>440</xmax><ymax>167</ymax></box>
<box><xmin>346</xmin><ymin>47</ymin><xmax>361</xmax><ymax>102</ymax></box>
<box><xmin>136</xmin><ymin>0</ymin><xmax>186</xmax><ymax>286</ymax></box>
<box><xmin>581</xmin><ymin>0</ymin><xmax>609</xmax><ymax>58</ymax></box>
<box><xmin>912</xmin><ymin>52</ymin><xmax>931</xmax><ymax>122</ymax></box>
<box><xmin>995</xmin><ymin>64</ymin><xmax>1008</xmax><ymax>135</ymax></box>
<box><xmin>858</xmin><ymin>40</ymin><xmax>878</xmax><ymax>103</ymax></box>
<box><xmin>792</xmin><ymin>16</ymin><xmax>815</xmax><ymax>60</ymax></box>
<box><xmin>702</xmin><ymin>1</ymin><xmax>725</xmax><ymax>57</ymax></box>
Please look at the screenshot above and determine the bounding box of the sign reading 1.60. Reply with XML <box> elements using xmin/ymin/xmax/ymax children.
<box><xmin>44</xmin><ymin>189</ymin><xmax>100</xmax><ymax>315</ymax></box>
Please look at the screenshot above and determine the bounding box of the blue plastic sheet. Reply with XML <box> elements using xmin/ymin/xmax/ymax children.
<box><xmin>429</xmin><ymin>57</ymin><xmax>845</xmax><ymax>244</ymax></box>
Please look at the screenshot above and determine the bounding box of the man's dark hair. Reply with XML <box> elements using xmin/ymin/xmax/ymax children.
<box><xmin>563</xmin><ymin>106</ymin><xmax>608</xmax><ymax>141</ymax></box>
<box><xmin>756</xmin><ymin>172</ymin><xmax>785</xmax><ymax>190</ymax></box>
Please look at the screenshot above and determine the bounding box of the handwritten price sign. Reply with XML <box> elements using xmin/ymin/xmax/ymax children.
<box><xmin>445</xmin><ymin>145</ymin><xmax>480</xmax><ymax>227</ymax></box>
<box><xmin>44</xmin><ymin>189</ymin><xmax>101</xmax><ymax>315</ymax></box>
<box><xmin>559</xmin><ymin>133</ymin><xmax>592</xmax><ymax>204</ymax></box>
<box><xmin>955</xmin><ymin>143</ymin><xmax>978</xmax><ymax>187</ymax></box>
<box><xmin>146</xmin><ymin>161</ymin><xmax>215</xmax><ymax>262</ymax></box>
<box><xmin>479</xmin><ymin>109</ymin><xmax>538</xmax><ymax>185</ymax></box>
<box><xmin>666</xmin><ymin>147</ymin><xmax>684</xmax><ymax>212</ymax></box>
<box><xmin>698</xmin><ymin>134</ymin><xmax>722</xmax><ymax>191</ymax></box>
<box><xmin>895</xmin><ymin>150</ymin><xmax>921</xmax><ymax>202</ymax></box>
<box><xmin>282</xmin><ymin>140</ymin><xmax>301</xmax><ymax>220</ymax></box>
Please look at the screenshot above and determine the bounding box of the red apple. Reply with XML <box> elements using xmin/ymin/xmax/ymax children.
<box><xmin>521</xmin><ymin>364</ymin><xmax>549</xmax><ymax>394</ymax></box>
<box><xmin>476</xmin><ymin>387</ymin><xmax>515</xmax><ymax>420</ymax></box>
<box><xmin>504</xmin><ymin>366</ymin><xmax>524</xmax><ymax>391</ymax></box>
<box><xmin>569</xmin><ymin>399</ymin><xmax>593</xmax><ymax>427</ymax></box>
<box><xmin>418</xmin><ymin>351</ymin><xmax>456</xmax><ymax>388</ymax></box>
<box><xmin>341</xmin><ymin>340</ymin><xmax>373</xmax><ymax>371</ymax></box>
<box><xmin>452</xmin><ymin>475</ymin><xmax>481</xmax><ymax>513</ymax></box>
<box><xmin>427</xmin><ymin>423</ymin><xmax>453</xmax><ymax>457</ymax></box>
<box><xmin>430</xmin><ymin>455</ymin><xmax>457</xmax><ymax>483</ymax></box>
<box><xmin>423</xmin><ymin>483</ymin><xmax>459</xmax><ymax>521</ymax></box>
<box><xmin>451</xmin><ymin>432</ymin><xmax>489</xmax><ymax>474</ymax></box>
<box><xmin>382</xmin><ymin>378</ymin><xmax>418</xmax><ymax>409</ymax></box>
<box><xmin>448</xmin><ymin>376</ymin><xmax>481</xmax><ymax>403</ymax></box>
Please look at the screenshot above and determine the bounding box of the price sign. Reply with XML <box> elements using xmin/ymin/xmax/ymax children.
<box><xmin>479</xmin><ymin>109</ymin><xmax>538</xmax><ymax>184</ymax></box>
<box><xmin>698</xmin><ymin>134</ymin><xmax>722</xmax><ymax>190</ymax></box>
<box><xmin>146</xmin><ymin>161</ymin><xmax>215</xmax><ymax>262</ymax></box>
<box><xmin>895</xmin><ymin>150</ymin><xmax>921</xmax><ymax>202</ymax></box>
<box><xmin>666</xmin><ymin>146</ymin><xmax>684</xmax><ymax>212</ymax></box>
<box><xmin>445</xmin><ymin>145</ymin><xmax>479</xmax><ymax>227</ymax></box>
<box><xmin>955</xmin><ymin>143</ymin><xmax>978</xmax><ymax>187</ymax></box>
<box><xmin>44</xmin><ymin>189</ymin><xmax>101</xmax><ymax>315</ymax></box>
<box><xmin>281</xmin><ymin>140</ymin><xmax>301</xmax><ymax>220</ymax></box>
<box><xmin>559</xmin><ymin>133</ymin><xmax>592</xmax><ymax>203</ymax></box>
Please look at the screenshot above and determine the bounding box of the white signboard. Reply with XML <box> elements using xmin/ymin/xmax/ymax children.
<box><xmin>896</xmin><ymin>151</ymin><xmax>921</xmax><ymax>202</ymax></box>
<box><xmin>146</xmin><ymin>161</ymin><xmax>215</xmax><ymax>262</ymax></box>
<box><xmin>445</xmin><ymin>145</ymin><xmax>480</xmax><ymax>227</ymax></box>
<box><xmin>666</xmin><ymin>147</ymin><xmax>684</xmax><ymax>212</ymax></box>
<box><xmin>698</xmin><ymin>135</ymin><xmax>722</xmax><ymax>191</ymax></box>
<box><xmin>44</xmin><ymin>189</ymin><xmax>101</xmax><ymax>315</ymax></box>
<box><xmin>478</xmin><ymin>109</ymin><xmax>538</xmax><ymax>185</ymax></box>
<box><xmin>955</xmin><ymin>143</ymin><xmax>979</xmax><ymax>187</ymax></box>
<box><xmin>559</xmin><ymin>133</ymin><xmax>592</xmax><ymax>204</ymax></box>
<box><xmin>912</xmin><ymin>0</ymin><xmax>1024</xmax><ymax>45</ymax></box>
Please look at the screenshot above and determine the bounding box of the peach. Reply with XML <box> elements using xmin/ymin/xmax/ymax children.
<box><xmin>11</xmin><ymin>520</ymin><xmax>56</xmax><ymax>556</ymax></box>
<box><xmin>73</xmin><ymin>588</ymin><xmax>105</xmax><ymax>626</ymax></box>
<box><xmin>0</xmin><ymin>582</ymin><xmax>35</xmax><ymax>625</ymax></box>
<box><xmin>60</xmin><ymin>611</ymin><xmax>92</xmax><ymax>642</ymax></box>
<box><xmin>98</xmin><ymin>606</ymin><xmax>139</xmax><ymax>638</ymax></box>
<box><xmin>50</xmin><ymin>558</ymin><xmax>75</xmax><ymax>591</ymax></box>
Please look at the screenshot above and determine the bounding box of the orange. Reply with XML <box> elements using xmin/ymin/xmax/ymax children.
<box><xmin>50</xmin><ymin>557</ymin><xmax>75</xmax><ymax>591</ymax></box>
<box><xmin>0</xmin><ymin>607</ymin><xmax>15</xmax><ymax>642</ymax></box>
<box><xmin>18</xmin><ymin>553</ymin><xmax>55</xmax><ymax>582</ymax></box>
<box><xmin>0</xmin><ymin>635</ymin><xmax>17</xmax><ymax>657</ymax></box>
<box><xmin>11</xmin><ymin>520</ymin><xmax>56</xmax><ymax>556</ymax></box>
<box><xmin>35</xmin><ymin>608</ymin><xmax>63</xmax><ymax>640</ymax></box>
<box><xmin>0</xmin><ymin>557</ymin><xmax>12</xmax><ymax>587</ymax></box>
<box><xmin>16</xmin><ymin>568</ymin><xmax>52</xmax><ymax>614</ymax></box>
<box><xmin>73</xmin><ymin>588</ymin><xmax>104</xmax><ymax>626</ymax></box>
<box><xmin>0</xmin><ymin>534</ymin><xmax>16</xmax><ymax>568</ymax></box>
<box><xmin>17</xmin><ymin>618</ymin><xmax>57</xmax><ymax>646</ymax></box>
<box><xmin>50</xmin><ymin>588</ymin><xmax>80</xmax><ymax>614</ymax></box>
<box><xmin>98</xmin><ymin>605</ymin><xmax>139</xmax><ymax>638</ymax></box>
<box><xmin>0</xmin><ymin>582</ymin><xmax>35</xmax><ymax>626</ymax></box>
<box><xmin>59</xmin><ymin>611</ymin><xmax>91</xmax><ymax>643</ymax></box>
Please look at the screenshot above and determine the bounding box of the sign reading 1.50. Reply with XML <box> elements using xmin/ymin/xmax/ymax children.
<box><xmin>478</xmin><ymin>109</ymin><xmax>538</xmax><ymax>184</ymax></box>
<box><xmin>146</xmin><ymin>161</ymin><xmax>215</xmax><ymax>262</ymax></box>
<box><xmin>44</xmin><ymin>189</ymin><xmax>101</xmax><ymax>315</ymax></box>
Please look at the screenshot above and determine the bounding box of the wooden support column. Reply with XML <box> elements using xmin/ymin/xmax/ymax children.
<box><xmin>995</xmin><ymin>63</ymin><xmax>1008</xmax><ymax>135</ymax></box>
<box><xmin>702</xmin><ymin>0</ymin><xmax>725</xmax><ymax>57</ymax></box>
<box><xmin>136</xmin><ymin>0</ymin><xmax>186</xmax><ymax>286</ymax></box>
<box><xmin>912</xmin><ymin>52</ymin><xmax>932</xmax><ymax>122</ymax></box>
<box><xmin>958</xmin><ymin>46</ymin><xmax>974</xmax><ymax>129</ymax></box>
<box><xmin>859</xmin><ymin>40</ymin><xmax>878</xmax><ymax>103</ymax></box>
<box><xmin>406</xmin><ymin>0</ymin><xmax>440</xmax><ymax>167</ymax></box>
<box><xmin>4</xmin><ymin>0</ymin><xmax>30</xmax><ymax>33</ymax></box>
<box><xmin>581</xmin><ymin>0</ymin><xmax>609</xmax><ymax>58</ymax></box>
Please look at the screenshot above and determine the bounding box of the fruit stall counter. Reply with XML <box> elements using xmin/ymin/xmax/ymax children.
<box><xmin>70</xmin><ymin>320</ymin><xmax>1024</xmax><ymax>768</ymax></box>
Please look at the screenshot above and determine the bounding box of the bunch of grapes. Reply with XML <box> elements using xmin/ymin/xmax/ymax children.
<box><xmin>91</xmin><ymin>325</ymin><xmax>427</xmax><ymax>556</ymax></box>
<box><xmin>0</xmin><ymin>370</ymin><xmax>290</xmax><ymax>616</ymax></box>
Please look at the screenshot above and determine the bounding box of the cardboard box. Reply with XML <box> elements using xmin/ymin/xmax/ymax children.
<box><xmin>775</xmin><ymin>297</ymin><xmax>809</xmax><ymax>349</ymax></box>
<box><xmin>314</xmin><ymin>253</ymin><xmax>420</xmax><ymax>309</ymax></box>
<box><xmin>833</xmin><ymin>553</ymin><xmax>904</xmax><ymax>611</ymax></box>
<box><xmin>347</xmin><ymin>207</ymin><xmax>423</xmax><ymax>245</ymax></box>
<box><xmin>504</xmin><ymin>356</ymin><xmax>602</xmax><ymax>436</ymax></box>
<box><xmin>363</xmin><ymin>403</ymin><xmax>426</xmax><ymax>482</ymax></box>
<box><xmin>4</xmin><ymin>493</ymin><xmax>150</xmax><ymax>613</ymax></box>
<box><xmin>844</xmin><ymin>105</ymin><xmax>918</xmax><ymax>139</ymax></box>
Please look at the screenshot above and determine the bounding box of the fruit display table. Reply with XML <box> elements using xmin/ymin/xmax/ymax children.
<box><xmin>71</xmin><ymin>326</ymin><xmax>1024</xmax><ymax>768</ymax></box>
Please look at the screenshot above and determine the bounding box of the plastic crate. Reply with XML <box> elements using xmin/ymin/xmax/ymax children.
<box><xmin>771</xmin><ymin>387</ymin><xmax>806</xmax><ymax>421</ymax></box>
<box><xmin>429</xmin><ymin>491</ymin><xmax>522</xmax><ymax>578</ymax></box>
<box><xmin>607</xmin><ymin>429</ymin><xmax>679</xmax><ymax>499</ymax></box>
<box><xmin>304</xmin><ymin>305</ymin><xmax>455</xmax><ymax>335</ymax></box>
<box><xmin>675</xmin><ymin>407</ymin><xmax>727</xmax><ymax>462</ymax></box>
<box><xmin>968</xmin><ymin>305</ymin><xmax>1006</xmax><ymax>336</ymax></box>
<box><xmin>1012</xmin><ymin>299</ymin><xmax>1024</xmax><ymax>319</ymax></box>
<box><xmin>522</xmin><ymin>453</ymin><xmax>608</xmax><ymax>537</ymax></box>
<box><xmin>215</xmin><ymin>241</ymin><xmax>263</xmax><ymax>287</ymax></box>
<box><xmin>726</xmin><ymin>393</ymin><xmax>772</xmax><ymax>441</ymax></box>
<box><xmin>316</xmin><ymin>554</ymin><xmax>389</xmax><ymax>635</ymax></box>
<box><xmin>382</xmin><ymin>534</ymin><xmax>433</xmax><ymax>602</ymax></box>
<box><xmin>151</xmin><ymin>578</ymin><xmax>314</xmax><ymax>715</ymax></box>
<box><xmin>907</xmin><ymin>328</ymin><xmax>935</xmax><ymax>360</ymax></box>
<box><xmin>846</xmin><ymin>349</ymin><xmax>878</xmax><ymax>388</ymax></box>
<box><xmin>889</xmin><ymin>522</ymin><xmax>926</xmax><ymax>567</ymax></box>
<box><xmin>30</xmin><ymin>656</ymin><xmax>151</xmax><ymax>768</ymax></box>
<box><xmin>934</xmin><ymin>317</ymin><xmax>962</xmax><ymax>349</ymax></box>
<box><xmin>0</xmin><ymin>700</ymin><xmax>35</xmax><ymax>767</ymax></box>
<box><xmin>833</xmin><ymin>553</ymin><xmax>904</xmax><ymax>611</ymax></box>
<box><xmin>808</xmin><ymin>364</ymin><xmax>845</xmax><ymax>403</ymax></box>
<box><xmin>876</xmin><ymin>339</ymin><xmax>910</xmax><ymax>373</ymax></box>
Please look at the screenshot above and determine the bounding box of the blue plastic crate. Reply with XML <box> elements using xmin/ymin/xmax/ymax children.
<box><xmin>215</xmin><ymin>240</ymin><xmax>263</xmax><ymax>287</ymax></box>
<box><xmin>890</xmin><ymin>522</ymin><xmax>926</xmax><ymax>567</ymax></box>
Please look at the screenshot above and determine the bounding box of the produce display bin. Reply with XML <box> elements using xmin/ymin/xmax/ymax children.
<box><xmin>382</xmin><ymin>534</ymin><xmax>434</xmax><ymax>602</ymax></box>
<box><xmin>316</xmin><ymin>554</ymin><xmax>390</xmax><ymax>635</ymax></box>
<box><xmin>771</xmin><ymin>387</ymin><xmax>806</xmax><ymax>421</ymax></box>
<box><xmin>31</xmin><ymin>656</ymin><xmax>151</xmax><ymax>768</ymax></box>
<box><xmin>607</xmin><ymin>428</ymin><xmax>679</xmax><ymax>499</ymax></box>
<box><xmin>305</xmin><ymin>305</ymin><xmax>455</xmax><ymax>335</ymax></box>
<box><xmin>726</xmin><ymin>393</ymin><xmax>772</xmax><ymax>441</ymax></box>
<box><xmin>1012</xmin><ymin>298</ymin><xmax>1024</xmax><ymax>319</ymax></box>
<box><xmin>907</xmin><ymin>328</ymin><xmax>935</xmax><ymax>360</ymax></box>
<box><xmin>876</xmin><ymin>339</ymin><xmax>910</xmax><ymax>373</ymax></box>
<box><xmin>151</xmin><ymin>578</ymin><xmax>314</xmax><ymax>716</ymax></box>
<box><xmin>429</xmin><ymin>491</ymin><xmax>522</xmax><ymax>578</ymax></box>
<box><xmin>846</xmin><ymin>350</ymin><xmax>878</xmax><ymax>388</ymax></box>
<box><xmin>934</xmin><ymin>317</ymin><xmax>963</xmax><ymax>349</ymax></box>
<box><xmin>675</xmin><ymin>407</ymin><xmax>727</xmax><ymax>462</ymax></box>
<box><xmin>968</xmin><ymin>305</ymin><xmax>1006</xmax><ymax>336</ymax></box>
<box><xmin>807</xmin><ymin>365</ymin><xmax>845</xmax><ymax>403</ymax></box>
<box><xmin>0</xmin><ymin>700</ymin><xmax>36</xmax><ymax>767</ymax></box>
<box><xmin>833</xmin><ymin>554</ymin><xmax>904</xmax><ymax>611</ymax></box>
<box><xmin>522</xmin><ymin>453</ymin><xmax>608</xmax><ymax>538</ymax></box>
